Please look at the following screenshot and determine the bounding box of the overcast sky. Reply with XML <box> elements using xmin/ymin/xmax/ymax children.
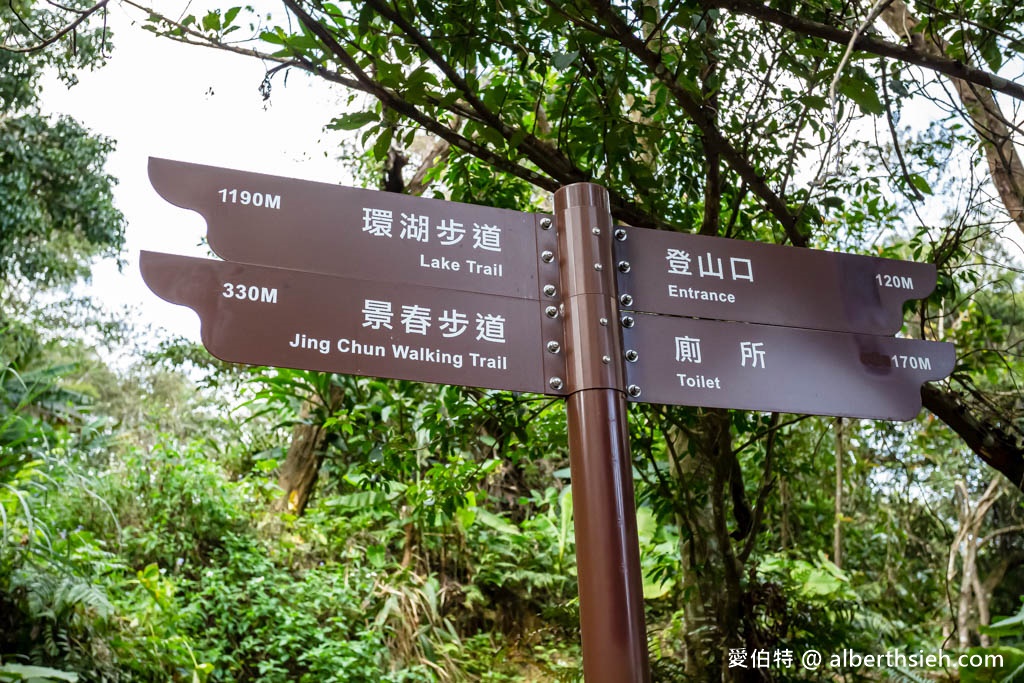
<box><xmin>40</xmin><ymin>3</ymin><xmax>352</xmax><ymax>344</ymax></box>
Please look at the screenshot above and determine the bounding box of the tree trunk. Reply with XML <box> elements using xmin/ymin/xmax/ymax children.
<box><xmin>272</xmin><ymin>382</ymin><xmax>344</xmax><ymax>515</ymax></box>
<box><xmin>668</xmin><ymin>426</ymin><xmax>716</xmax><ymax>677</ymax></box>
<box><xmin>972</xmin><ymin>569</ymin><xmax>991</xmax><ymax>647</ymax></box>
<box><xmin>880</xmin><ymin>1</ymin><xmax>1024</xmax><ymax>237</ymax></box>
<box><xmin>957</xmin><ymin>511</ymin><xmax>978</xmax><ymax>649</ymax></box>
<box><xmin>948</xmin><ymin>478</ymin><xmax>1003</xmax><ymax>648</ymax></box>
<box><xmin>780</xmin><ymin>477</ymin><xmax>791</xmax><ymax>551</ymax></box>
<box><xmin>668</xmin><ymin>408</ymin><xmax>754</xmax><ymax>681</ymax></box>
<box><xmin>272</xmin><ymin>132</ymin><xmax>427</xmax><ymax>516</ymax></box>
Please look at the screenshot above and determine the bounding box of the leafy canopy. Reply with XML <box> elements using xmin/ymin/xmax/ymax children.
<box><xmin>0</xmin><ymin>2</ymin><xmax>123</xmax><ymax>291</ymax></box>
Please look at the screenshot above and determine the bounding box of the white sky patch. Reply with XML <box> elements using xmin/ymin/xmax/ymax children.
<box><xmin>38</xmin><ymin>3</ymin><xmax>354</xmax><ymax>345</ymax></box>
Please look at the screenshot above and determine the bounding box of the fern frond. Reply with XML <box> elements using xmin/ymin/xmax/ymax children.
<box><xmin>883</xmin><ymin>665</ymin><xmax>931</xmax><ymax>683</ymax></box>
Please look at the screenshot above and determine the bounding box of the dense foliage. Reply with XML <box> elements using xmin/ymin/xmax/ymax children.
<box><xmin>0</xmin><ymin>2</ymin><xmax>124</xmax><ymax>290</ymax></box>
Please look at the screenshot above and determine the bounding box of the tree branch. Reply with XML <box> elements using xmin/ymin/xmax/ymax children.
<box><xmin>282</xmin><ymin>1</ymin><xmax>672</xmax><ymax>228</ymax></box>
<box><xmin>921</xmin><ymin>383</ymin><xmax>1024</xmax><ymax>491</ymax></box>
<box><xmin>582</xmin><ymin>0</ymin><xmax>807</xmax><ymax>245</ymax></box>
<box><xmin>360</xmin><ymin>0</ymin><xmax>592</xmax><ymax>191</ymax></box>
<box><xmin>881</xmin><ymin>59</ymin><xmax>925</xmax><ymax>201</ymax></box>
<box><xmin>704</xmin><ymin>0</ymin><xmax>1024</xmax><ymax>102</ymax></box>
<box><xmin>739</xmin><ymin>413</ymin><xmax>780</xmax><ymax>563</ymax></box>
<box><xmin>0</xmin><ymin>0</ymin><xmax>108</xmax><ymax>53</ymax></box>
<box><xmin>279</xmin><ymin>0</ymin><xmax>563</xmax><ymax>193</ymax></box>
<box><xmin>880</xmin><ymin>1</ymin><xmax>1024</xmax><ymax>237</ymax></box>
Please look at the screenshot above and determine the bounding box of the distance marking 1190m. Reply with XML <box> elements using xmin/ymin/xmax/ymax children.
<box><xmin>217</xmin><ymin>188</ymin><xmax>281</xmax><ymax>209</ymax></box>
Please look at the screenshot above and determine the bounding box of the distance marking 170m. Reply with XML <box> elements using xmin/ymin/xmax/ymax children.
<box><xmin>621</xmin><ymin>313</ymin><xmax>955</xmax><ymax>421</ymax></box>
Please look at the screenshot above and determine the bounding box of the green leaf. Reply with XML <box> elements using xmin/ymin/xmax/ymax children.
<box><xmin>981</xmin><ymin>603</ymin><xmax>1024</xmax><ymax>637</ymax></box>
<box><xmin>325</xmin><ymin>490</ymin><xmax>390</xmax><ymax>508</ymax></box>
<box><xmin>909</xmin><ymin>173</ymin><xmax>933</xmax><ymax>195</ymax></box>
<box><xmin>551</xmin><ymin>51</ymin><xmax>579</xmax><ymax>70</ymax></box>
<box><xmin>372</xmin><ymin>127</ymin><xmax>394</xmax><ymax>161</ymax></box>
<box><xmin>366</xmin><ymin>544</ymin><xmax>387</xmax><ymax>568</ymax></box>
<box><xmin>253</xmin><ymin>458</ymin><xmax>278</xmax><ymax>473</ymax></box>
<box><xmin>201</xmin><ymin>11</ymin><xmax>221</xmax><ymax>32</ymax></box>
<box><xmin>455</xmin><ymin>505</ymin><xmax>476</xmax><ymax>530</ymax></box>
<box><xmin>838</xmin><ymin>74</ymin><xmax>884</xmax><ymax>116</ymax></box>
<box><xmin>260</xmin><ymin>29</ymin><xmax>286</xmax><ymax>45</ymax></box>
<box><xmin>223</xmin><ymin>6</ymin><xmax>242</xmax><ymax>27</ymax></box>
<box><xmin>475</xmin><ymin>508</ymin><xmax>519</xmax><ymax>535</ymax></box>
<box><xmin>635</xmin><ymin>506</ymin><xmax>658</xmax><ymax>544</ymax></box>
<box><xmin>800</xmin><ymin>94</ymin><xmax>828</xmax><ymax>111</ymax></box>
<box><xmin>327</xmin><ymin>111</ymin><xmax>380</xmax><ymax>131</ymax></box>
<box><xmin>0</xmin><ymin>663</ymin><xmax>79</xmax><ymax>681</ymax></box>
<box><xmin>642</xmin><ymin>574</ymin><xmax>672</xmax><ymax>600</ymax></box>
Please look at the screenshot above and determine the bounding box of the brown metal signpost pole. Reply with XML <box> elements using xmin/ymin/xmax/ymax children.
<box><xmin>554</xmin><ymin>183</ymin><xmax>650</xmax><ymax>682</ymax></box>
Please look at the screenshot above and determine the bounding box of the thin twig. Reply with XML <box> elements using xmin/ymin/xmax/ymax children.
<box><xmin>1</xmin><ymin>0</ymin><xmax>108</xmax><ymax>53</ymax></box>
<box><xmin>881</xmin><ymin>58</ymin><xmax>925</xmax><ymax>200</ymax></box>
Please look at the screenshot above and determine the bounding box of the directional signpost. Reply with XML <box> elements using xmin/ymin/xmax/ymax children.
<box><xmin>140</xmin><ymin>251</ymin><xmax>566</xmax><ymax>395</ymax></box>
<box><xmin>140</xmin><ymin>158</ymin><xmax>956</xmax><ymax>683</ymax></box>
<box><xmin>147</xmin><ymin>157</ymin><xmax>550</xmax><ymax>299</ymax></box>
<box><xmin>610</xmin><ymin>225</ymin><xmax>956</xmax><ymax>418</ymax></box>
<box><xmin>613</xmin><ymin>226</ymin><xmax>937</xmax><ymax>334</ymax></box>
<box><xmin>621</xmin><ymin>314</ymin><xmax>955</xmax><ymax>419</ymax></box>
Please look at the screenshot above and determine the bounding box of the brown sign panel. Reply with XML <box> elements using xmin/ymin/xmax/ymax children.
<box><xmin>622</xmin><ymin>314</ymin><xmax>955</xmax><ymax>420</ymax></box>
<box><xmin>139</xmin><ymin>251</ymin><xmax>566</xmax><ymax>395</ymax></box>
<box><xmin>147</xmin><ymin>157</ymin><xmax>550</xmax><ymax>300</ymax></box>
<box><xmin>614</xmin><ymin>227</ymin><xmax>937</xmax><ymax>335</ymax></box>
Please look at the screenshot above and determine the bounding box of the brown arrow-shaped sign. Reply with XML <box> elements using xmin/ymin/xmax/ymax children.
<box><xmin>614</xmin><ymin>226</ymin><xmax>936</xmax><ymax>335</ymax></box>
<box><xmin>621</xmin><ymin>313</ymin><xmax>955</xmax><ymax>420</ymax></box>
<box><xmin>139</xmin><ymin>250</ymin><xmax>567</xmax><ymax>395</ymax></box>
<box><xmin>147</xmin><ymin>157</ymin><xmax>554</xmax><ymax>300</ymax></box>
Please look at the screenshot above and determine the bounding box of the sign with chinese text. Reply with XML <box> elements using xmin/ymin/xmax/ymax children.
<box><xmin>141</xmin><ymin>160</ymin><xmax>954</xmax><ymax>421</ymax></box>
<box><xmin>139</xmin><ymin>251</ymin><xmax>566</xmax><ymax>395</ymax></box>
<box><xmin>614</xmin><ymin>226</ymin><xmax>936</xmax><ymax>335</ymax></box>
<box><xmin>621</xmin><ymin>313</ymin><xmax>955</xmax><ymax>420</ymax></box>
<box><xmin>147</xmin><ymin>157</ymin><xmax>551</xmax><ymax>299</ymax></box>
